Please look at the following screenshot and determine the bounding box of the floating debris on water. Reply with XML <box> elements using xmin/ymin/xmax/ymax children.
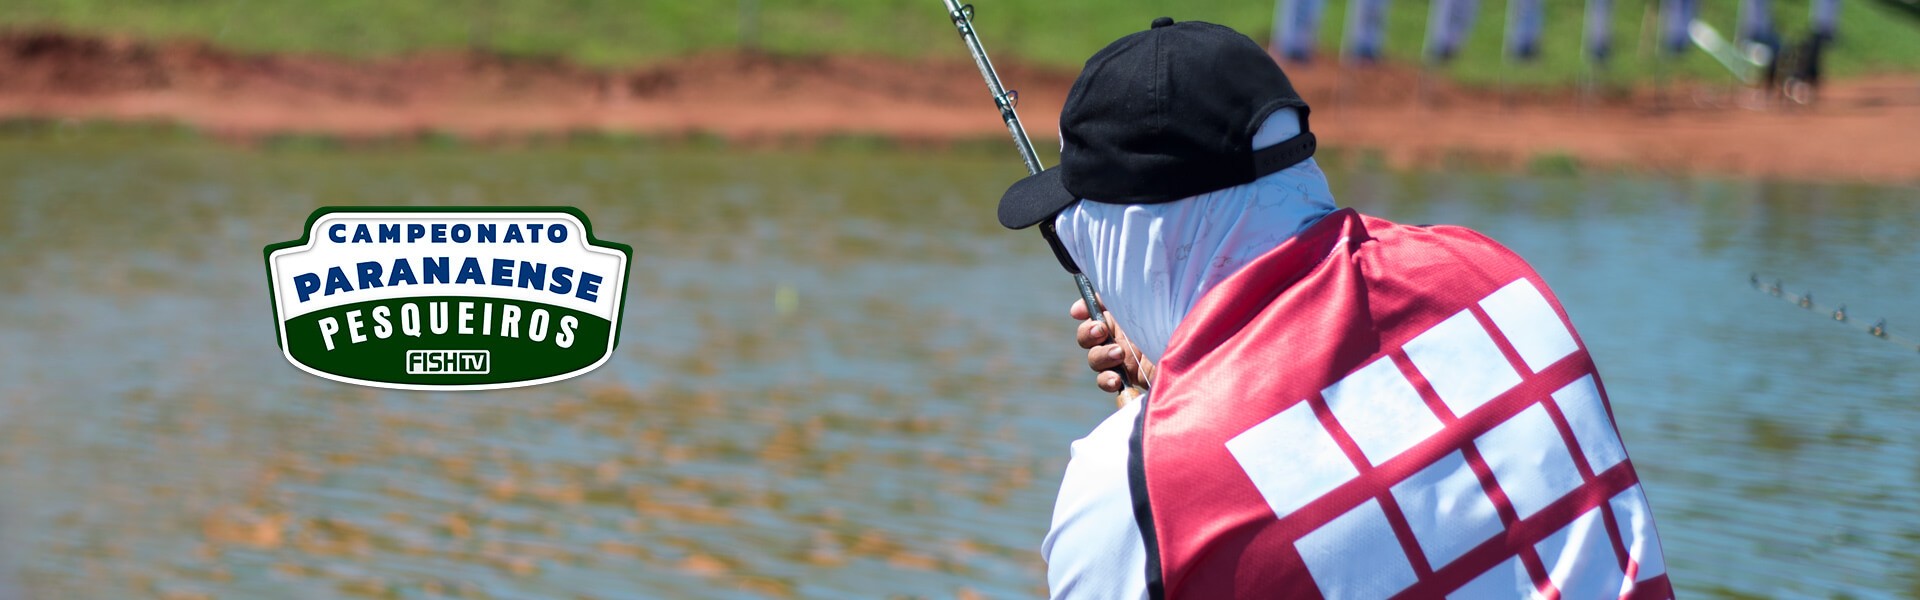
<box><xmin>1751</xmin><ymin>274</ymin><xmax>1918</xmax><ymax>354</ymax></box>
<box><xmin>774</xmin><ymin>284</ymin><xmax>799</xmax><ymax>317</ymax></box>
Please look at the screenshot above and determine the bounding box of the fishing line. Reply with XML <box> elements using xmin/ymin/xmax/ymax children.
<box><xmin>1750</xmin><ymin>273</ymin><xmax>1920</xmax><ymax>354</ymax></box>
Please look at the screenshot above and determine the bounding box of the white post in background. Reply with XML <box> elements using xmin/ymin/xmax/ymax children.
<box><xmin>1581</xmin><ymin>0</ymin><xmax>1613</xmax><ymax>106</ymax></box>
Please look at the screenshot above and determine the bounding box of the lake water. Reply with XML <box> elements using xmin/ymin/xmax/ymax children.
<box><xmin>1</xmin><ymin>130</ymin><xmax>1917</xmax><ymax>599</ymax></box>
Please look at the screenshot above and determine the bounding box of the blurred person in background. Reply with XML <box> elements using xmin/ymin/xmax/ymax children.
<box><xmin>996</xmin><ymin>18</ymin><xmax>1671</xmax><ymax>599</ymax></box>
<box><xmin>1785</xmin><ymin>32</ymin><xmax>1827</xmax><ymax>105</ymax></box>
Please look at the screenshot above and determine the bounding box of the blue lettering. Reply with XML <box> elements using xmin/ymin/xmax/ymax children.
<box><xmin>503</xmin><ymin>226</ymin><xmax>525</xmax><ymax>243</ymax></box>
<box><xmin>294</xmin><ymin>273</ymin><xmax>321</xmax><ymax>302</ymax></box>
<box><xmin>406</xmin><ymin>224</ymin><xmax>426</xmax><ymax>242</ymax></box>
<box><xmin>388</xmin><ymin>258</ymin><xmax>418</xmax><ymax>286</ymax></box>
<box><xmin>350</xmin><ymin>225</ymin><xmax>373</xmax><ymax>243</ymax></box>
<box><xmin>548</xmin><ymin>267</ymin><xmax>574</xmax><ymax>295</ymax></box>
<box><xmin>324</xmin><ymin>267</ymin><xmax>353</xmax><ymax>297</ymax></box>
<box><xmin>431</xmin><ymin>224</ymin><xmax>448</xmax><ymax>243</ymax></box>
<box><xmin>547</xmin><ymin>224</ymin><xmax>567</xmax><ymax>243</ymax></box>
<box><xmin>526</xmin><ymin>224</ymin><xmax>545</xmax><ymax>242</ymax></box>
<box><xmin>490</xmin><ymin>259</ymin><xmax>513</xmax><ymax>286</ymax></box>
<box><xmin>378</xmin><ymin>224</ymin><xmax>400</xmax><ymax>242</ymax></box>
<box><xmin>328</xmin><ymin>224</ymin><xmax>347</xmax><ymax>243</ymax></box>
<box><xmin>451</xmin><ymin>224</ymin><xmax>471</xmax><ymax>243</ymax></box>
<box><xmin>516</xmin><ymin>261</ymin><xmax>546</xmax><ymax>290</ymax></box>
<box><xmin>576</xmin><ymin>272</ymin><xmax>603</xmax><ymax>302</ymax></box>
<box><xmin>455</xmin><ymin>257</ymin><xmax>485</xmax><ymax>285</ymax></box>
<box><xmin>356</xmin><ymin>261</ymin><xmax>384</xmax><ymax>290</ymax></box>
<box><xmin>423</xmin><ymin>256</ymin><xmax>450</xmax><ymax>284</ymax></box>
<box><xmin>477</xmin><ymin>224</ymin><xmax>496</xmax><ymax>243</ymax></box>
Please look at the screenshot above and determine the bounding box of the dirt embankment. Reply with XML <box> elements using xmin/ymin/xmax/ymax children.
<box><xmin>3</xmin><ymin>30</ymin><xmax>1918</xmax><ymax>184</ymax></box>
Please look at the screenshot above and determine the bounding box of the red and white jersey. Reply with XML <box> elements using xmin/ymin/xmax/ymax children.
<box><xmin>1122</xmin><ymin>209</ymin><xmax>1670</xmax><ymax>599</ymax></box>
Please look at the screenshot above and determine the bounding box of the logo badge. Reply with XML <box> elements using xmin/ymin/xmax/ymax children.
<box><xmin>264</xmin><ymin>207</ymin><xmax>632</xmax><ymax>390</ymax></box>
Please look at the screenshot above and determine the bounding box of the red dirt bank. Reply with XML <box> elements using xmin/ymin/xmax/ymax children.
<box><xmin>3</xmin><ymin>31</ymin><xmax>1917</xmax><ymax>184</ymax></box>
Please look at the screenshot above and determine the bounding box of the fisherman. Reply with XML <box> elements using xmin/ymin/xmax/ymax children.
<box><xmin>997</xmin><ymin>18</ymin><xmax>1671</xmax><ymax>599</ymax></box>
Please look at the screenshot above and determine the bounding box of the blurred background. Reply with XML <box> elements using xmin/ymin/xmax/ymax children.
<box><xmin>1</xmin><ymin>0</ymin><xmax>1918</xmax><ymax>599</ymax></box>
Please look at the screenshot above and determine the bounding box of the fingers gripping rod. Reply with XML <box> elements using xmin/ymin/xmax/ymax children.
<box><xmin>941</xmin><ymin>1</ymin><xmax>1148</xmax><ymax>401</ymax></box>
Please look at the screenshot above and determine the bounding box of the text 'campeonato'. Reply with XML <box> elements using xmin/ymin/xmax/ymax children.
<box><xmin>327</xmin><ymin>221</ymin><xmax>571</xmax><ymax>245</ymax></box>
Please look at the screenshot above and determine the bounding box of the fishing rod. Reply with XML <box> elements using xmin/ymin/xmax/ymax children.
<box><xmin>940</xmin><ymin>0</ymin><xmax>1149</xmax><ymax>404</ymax></box>
<box><xmin>1751</xmin><ymin>273</ymin><xmax>1920</xmax><ymax>354</ymax></box>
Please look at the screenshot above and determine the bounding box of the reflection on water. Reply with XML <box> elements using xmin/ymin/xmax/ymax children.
<box><xmin>0</xmin><ymin>132</ymin><xmax>1916</xmax><ymax>599</ymax></box>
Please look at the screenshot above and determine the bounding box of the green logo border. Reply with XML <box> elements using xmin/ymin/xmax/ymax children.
<box><xmin>264</xmin><ymin>206</ymin><xmax>634</xmax><ymax>390</ymax></box>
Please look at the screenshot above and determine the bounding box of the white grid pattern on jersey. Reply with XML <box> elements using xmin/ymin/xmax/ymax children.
<box><xmin>1474</xmin><ymin>403</ymin><xmax>1586</xmax><ymax>519</ymax></box>
<box><xmin>1553</xmin><ymin>375</ymin><xmax>1629</xmax><ymax>475</ymax></box>
<box><xmin>1390</xmin><ymin>450</ymin><xmax>1505</xmax><ymax>570</ymax></box>
<box><xmin>1323</xmin><ymin>356</ymin><xmax>1445</xmax><ymax>466</ymax></box>
<box><xmin>1227</xmin><ymin>402</ymin><xmax>1359</xmax><ymax>520</ymax></box>
<box><xmin>1478</xmin><ymin>279</ymin><xmax>1580</xmax><ymax>372</ymax></box>
<box><xmin>1535</xmin><ymin>508</ymin><xmax>1627</xmax><ymax>599</ymax></box>
<box><xmin>1295</xmin><ymin>499</ymin><xmax>1420</xmax><ymax>600</ymax></box>
<box><xmin>1447</xmin><ymin>556</ymin><xmax>1537</xmax><ymax>600</ymax></box>
<box><xmin>1610</xmin><ymin>485</ymin><xmax>1668</xmax><ymax>583</ymax></box>
<box><xmin>1403</xmin><ymin>309</ymin><xmax>1522</xmax><ymax>417</ymax></box>
<box><xmin>1224</xmin><ymin>278</ymin><xmax>1643</xmax><ymax>598</ymax></box>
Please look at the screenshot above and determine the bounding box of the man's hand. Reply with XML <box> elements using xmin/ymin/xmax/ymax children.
<box><xmin>1071</xmin><ymin>297</ymin><xmax>1155</xmax><ymax>395</ymax></box>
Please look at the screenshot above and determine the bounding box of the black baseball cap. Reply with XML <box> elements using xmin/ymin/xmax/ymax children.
<box><xmin>998</xmin><ymin>17</ymin><xmax>1317</xmax><ymax>230</ymax></box>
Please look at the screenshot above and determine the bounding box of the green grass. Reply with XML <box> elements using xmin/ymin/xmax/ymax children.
<box><xmin>3</xmin><ymin>0</ymin><xmax>1918</xmax><ymax>87</ymax></box>
<box><xmin>1528</xmin><ymin>151</ymin><xmax>1583</xmax><ymax>176</ymax></box>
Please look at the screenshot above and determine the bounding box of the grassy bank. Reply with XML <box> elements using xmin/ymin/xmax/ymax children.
<box><xmin>0</xmin><ymin>116</ymin><xmax>1612</xmax><ymax>182</ymax></box>
<box><xmin>4</xmin><ymin>0</ymin><xmax>1918</xmax><ymax>86</ymax></box>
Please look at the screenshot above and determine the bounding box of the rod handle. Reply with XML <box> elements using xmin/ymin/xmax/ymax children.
<box><xmin>1073</xmin><ymin>272</ymin><xmax>1150</xmax><ymax>408</ymax></box>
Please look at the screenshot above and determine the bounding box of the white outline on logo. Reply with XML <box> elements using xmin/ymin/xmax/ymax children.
<box><xmin>266</xmin><ymin>210</ymin><xmax>628</xmax><ymax>391</ymax></box>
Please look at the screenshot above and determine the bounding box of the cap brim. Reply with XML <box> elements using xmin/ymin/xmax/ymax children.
<box><xmin>997</xmin><ymin>166</ymin><xmax>1078</xmax><ymax>230</ymax></box>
